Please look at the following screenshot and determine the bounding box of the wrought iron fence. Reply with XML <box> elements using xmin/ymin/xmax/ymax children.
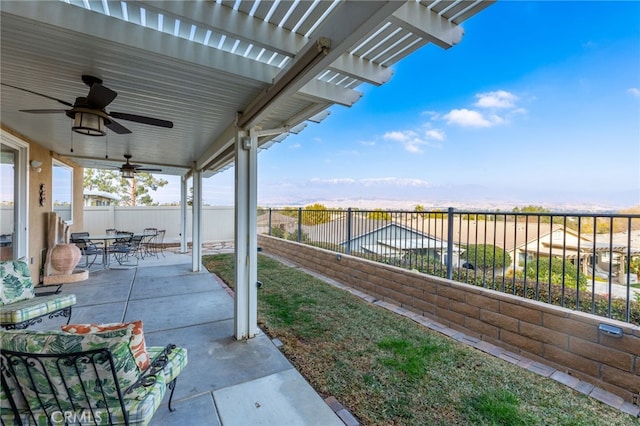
<box><xmin>259</xmin><ymin>207</ymin><xmax>640</xmax><ymax>325</ymax></box>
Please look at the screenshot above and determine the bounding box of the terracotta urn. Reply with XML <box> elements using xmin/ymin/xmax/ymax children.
<box><xmin>49</xmin><ymin>243</ymin><xmax>82</xmax><ymax>275</ymax></box>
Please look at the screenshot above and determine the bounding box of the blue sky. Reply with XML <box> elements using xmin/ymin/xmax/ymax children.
<box><xmin>142</xmin><ymin>1</ymin><xmax>640</xmax><ymax>209</ymax></box>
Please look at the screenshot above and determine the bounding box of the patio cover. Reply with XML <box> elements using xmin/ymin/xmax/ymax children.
<box><xmin>1</xmin><ymin>0</ymin><xmax>494</xmax><ymax>339</ymax></box>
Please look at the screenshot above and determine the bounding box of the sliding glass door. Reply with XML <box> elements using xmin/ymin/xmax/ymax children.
<box><xmin>0</xmin><ymin>130</ymin><xmax>28</xmax><ymax>261</ymax></box>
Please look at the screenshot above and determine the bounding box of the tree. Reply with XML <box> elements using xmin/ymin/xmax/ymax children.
<box><xmin>463</xmin><ymin>244</ymin><xmax>512</xmax><ymax>271</ymax></box>
<box><xmin>367</xmin><ymin>209</ymin><xmax>391</xmax><ymax>220</ymax></box>
<box><xmin>302</xmin><ymin>203</ymin><xmax>331</xmax><ymax>225</ymax></box>
<box><xmin>83</xmin><ymin>169</ymin><xmax>168</xmax><ymax>206</ymax></box>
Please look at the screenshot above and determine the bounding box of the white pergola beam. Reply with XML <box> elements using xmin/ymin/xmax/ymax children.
<box><xmin>299</xmin><ymin>80</ymin><xmax>362</xmax><ymax>107</ymax></box>
<box><xmin>139</xmin><ymin>0</ymin><xmax>301</xmax><ymax>56</ymax></box>
<box><xmin>390</xmin><ymin>2</ymin><xmax>464</xmax><ymax>49</ymax></box>
<box><xmin>145</xmin><ymin>1</ymin><xmax>393</xmax><ymax>86</ymax></box>
<box><xmin>237</xmin><ymin>1</ymin><xmax>405</xmax><ymax>130</ymax></box>
<box><xmin>329</xmin><ymin>55</ymin><xmax>394</xmax><ymax>86</ymax></box>
<box><xmin>1</xmin><ymin>1</ymin><xmax>275</xmax><ymax>84</ymax></box>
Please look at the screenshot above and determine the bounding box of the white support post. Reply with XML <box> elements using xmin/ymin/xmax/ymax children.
<box><xmin>180</xmin><ymin>176</ymin><xmax>188</xmax><ymax>253</ymax></box>
<box><xmin>234</xmin><ymin>129</ymin><xmax>258</xmax><ymax>340</ymax></box>
<box><xmin>191</xmin><ymin>168</ymin><xmax>202</xmax><ymax>272</ymax></box>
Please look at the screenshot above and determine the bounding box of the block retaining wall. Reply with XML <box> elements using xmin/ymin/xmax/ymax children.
<box><xmin>258</xmin><ymin>235</ymin><xmax>640</xmax><ymax>404</ymax></box>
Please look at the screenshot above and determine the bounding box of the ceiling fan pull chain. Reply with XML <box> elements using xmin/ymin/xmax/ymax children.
<box><xmin>105</xmin><ymin>133</ymin><xmax>109</xmax><ymax>159</ymax></box>
<box><xmin>70</xmin><ymin>128</ymin><xmax>74</xmax><ymax>153</ymax></box>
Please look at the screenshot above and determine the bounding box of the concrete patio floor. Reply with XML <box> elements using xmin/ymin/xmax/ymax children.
<box><xmin>34</xmin><ymin>247</ymin><xmax>345</xmax><ymax>426</ymax></box>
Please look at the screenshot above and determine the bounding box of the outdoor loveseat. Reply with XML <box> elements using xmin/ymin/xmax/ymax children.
<box><xmin>0</xmin><ymin>259</ymin><xmax>76</xmax><ymax>330</ymax></box>
<box><xmin>1</xmin><ymin>322</ymin><xmax>188</xmax><ymax>425</ymax></box>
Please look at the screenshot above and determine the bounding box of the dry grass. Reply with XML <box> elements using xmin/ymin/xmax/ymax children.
<box><xmin>203</xmin><ymin>253</ymin><xmax>639</xmax><ymax>426</ymax></box>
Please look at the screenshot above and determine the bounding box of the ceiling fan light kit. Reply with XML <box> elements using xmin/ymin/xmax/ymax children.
<box><xmin>2</xmin><ymin>75</ymin><xmax>173</xmax><ymax>136</ymax></box>
<box><xmin>121</xmin><ymin>167</ymin><xmax>136</xmax><ymax>179</ymax></box>
<box><xmin>72</xmin><ymin>110</ymin><xmax>106</xmax><ymax>136</ymax></box>
<box><xmin>119</xmin><ymin>154</ymin><xmax>162</xmax><ymax>178</ymax></box>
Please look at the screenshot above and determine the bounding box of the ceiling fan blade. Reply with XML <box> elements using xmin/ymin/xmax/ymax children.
<box><xmin>1</xmin><ymin>82</ymin><xmax>74</xmax><ymax>107</ymax></box>
<box><xmin>87</xmin><ymin>83</ymin><xmax>117</xmax><ymax>109</ymax></box>
<box><xmin>136</xmin><ymin>168</ymin><xmax>163</xmax><ymax>172</ymax></box>
<box><xmin>20</xmin><ymin>109</ymin><xmax>68</xmax><ymax>114</ymax></box>
<box><xmin>105</xmin><ymin>119</ymin><xmax>132</xmax><ymax>135</ymax></box>
<box><xmin>109</xmin><ymin>111</ymin><xmax>173</xmax><ymax>128</ymax></box>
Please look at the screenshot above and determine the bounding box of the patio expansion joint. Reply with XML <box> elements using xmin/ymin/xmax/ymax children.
<box><xmin>259</xmin><ymin>253</ymin><xmax>640</xmax><ymax>419</ymax></box>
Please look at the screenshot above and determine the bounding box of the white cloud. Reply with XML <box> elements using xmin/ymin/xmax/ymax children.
<box><xmin>359</xmin><ymin>177</ymin><xmax>433</xmax><ymax>187</ymax></box>
<box><xmin>443</xmin><ymin>108</ymin><xmax>492</xmax><ymax>128</ymax></box>
<box><xmin>310</xmin><ymin>178</ymin><xmax>356</xmax><ymax>185</ymax></box>
<box><xmin>475</xmin><ymin>90</ymin><xmax>518</xmax><ymax>109</ymax></box>
<box><xmin>310</xmin><ymin>177</ymin><xmax>433</xmax><ymax>188</ymax></box>
<box><xmin>383</xmin><ymin>127</ymin><xmax>444</xmax><ymax>153</ymax></box>
<box><xmin>425</xmin><ymin>129</ymin><xmax>445</xmax><ymax>141</ymax></box>
<box><xmin>628</xmin><ymin>87</ymin><xmax>640</xmax><ymax>97</ymax></box>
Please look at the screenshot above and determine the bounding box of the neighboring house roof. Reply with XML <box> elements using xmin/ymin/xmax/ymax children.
<box><xmin>396</xmin><ymin>216</ymin><xmax>554</xmax><ymax>253</ymax></box>
<box><xmin>257</xmin><ymin>211</ymin><xmax>298</xmax><ymax>227</ymax></box>
<box><xmin>83</xmin><ymin>190</ymin><xmax>120</xmax><ymax>201</ymax></box>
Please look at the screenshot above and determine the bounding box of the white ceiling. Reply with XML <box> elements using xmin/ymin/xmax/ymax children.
<box><xmin>1</xmin><ymin>0</ymin><xmax>494</xmax><ymax>178</ymax></box>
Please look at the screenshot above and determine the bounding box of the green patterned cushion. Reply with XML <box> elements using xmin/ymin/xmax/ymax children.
<box><xmin>1</xmin><ymin>328</ymin><xmax>140</xmax><ymax>413</ymax></box>
<box><xmin>0</xmin><ymin>259</ymin><xmax>35</xmax><ymax>306</ymax></box>
<box><xmin>1</xmin><ymin>373</ymin><xmax>166</xmax><ymax>426</ymax></box>
<box><xmin>0</xmin><ymin>293</ymin><xmax>76</xmax><ymax>325</ymax></box>
<box><xmin>147</xmin><ymin>346</ymin><xmax>188</xmax><ymax>383</ymax></box>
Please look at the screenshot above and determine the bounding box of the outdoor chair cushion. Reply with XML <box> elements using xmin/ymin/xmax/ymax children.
<box><xmin>62</xmin><ymin>320</ymin><xmax>151</xmax><ymax>371</ymax></box>
<box><xmin>1</xmin><ymin>373</ymin><xmax>166</xmax><ymax>426</ymax></box>
<box><xmin>147</xmin><ymin>345</ymin><xmax>189</xmax><ymax>384</ymax></box>
<box><xmin>0</xmin><ymin>327</ymin><xmax>140</xmax><ymax>411</ymax></box>
<box><xmin>0</xmin><ymin>259</ymin><xmax>36</xmax><ymax>305</ymax></box>
<box><xmin>0</xmin><ymin>293</ymin><xmax>76</xmax><ymax>325</ymax></box>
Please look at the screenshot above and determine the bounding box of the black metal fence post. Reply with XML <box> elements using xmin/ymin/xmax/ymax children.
<box><xmin>297</xmin><ymin>208</ymin><xmax>302</xmax><ymax>243</ymax></box>
<box><xmin>346</xmin><ymin>208</ymin><xmax>352</xmax><ymax>255</ymax></box>
<box><xmin>447</xmin><ymin>207</ymin><xmax>454</xmax><ymax>280</ymax></box>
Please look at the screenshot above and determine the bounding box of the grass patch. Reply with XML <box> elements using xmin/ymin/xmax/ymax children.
<box><xmin>203</xmin><ymin>253</ymin><xmax>639</xmax><ymax>425</ymax></box>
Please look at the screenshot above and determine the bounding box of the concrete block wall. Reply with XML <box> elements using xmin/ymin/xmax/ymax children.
<box><xmin>258</xmin><ymin>235</ymin><xmax>640</xmax><ymax>404</ymax></box>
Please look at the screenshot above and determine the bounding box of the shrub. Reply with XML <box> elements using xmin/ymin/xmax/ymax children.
<box><xmin>520</xmin><ymin>257</ymin><xmax>588</xmax><ymax>292</ymax></box>
<box><xmin>463</xmin><ymin>244</ymin><xmax>512</xmax><ymax>270</ymax></box>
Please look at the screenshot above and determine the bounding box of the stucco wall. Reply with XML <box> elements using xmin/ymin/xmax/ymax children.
<box><xmin>258</xmin><ymin>234</ymin><xmax>640</xmax><ymax>404</ymax></box>
<box><xmin>2</xmin><ymin>126</ymin><xmax>84</xmax><ymax>280</ymax></box>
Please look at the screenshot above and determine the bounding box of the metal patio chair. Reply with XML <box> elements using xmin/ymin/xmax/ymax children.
<box><xmin>70</xmin><ymin>232</ymin><xmax>104</xmax><ymax>268</ymax></box>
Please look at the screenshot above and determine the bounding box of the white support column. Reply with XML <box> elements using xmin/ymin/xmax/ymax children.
<box><xmin>234</xmin><ymin>129</ymin><xmax>258</xmax><ymax>340</ymax></box>
<box><xmin>191</xmin><ymin>169</ymin><xmax>202</xmax><ymax>272</ymax></box>
<box><xmin>180</xmin><ymin>176</ymin><xmax>188</xmax><ymax>253</ymax></box>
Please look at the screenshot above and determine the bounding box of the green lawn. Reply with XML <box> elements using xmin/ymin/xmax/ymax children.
<box><xmin>202</xmin><ymin>253</ymin><xmax>639</xmax><ymax>426</ymax></box>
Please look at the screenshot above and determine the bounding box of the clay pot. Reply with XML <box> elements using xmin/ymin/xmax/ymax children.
<box><xmin>49</xmin><ymin>243</ymin><xmax>82</xmax><ymax>275</ymax></box>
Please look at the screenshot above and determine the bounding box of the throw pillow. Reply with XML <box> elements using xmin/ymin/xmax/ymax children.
<box><xmin>0</xmin><ymin>259</ymin><xmax>36</xmax><ymax>306</ymax></box>
<box><xmin>62</xmin><ymin>320</ymin><xmax>150</xmax><ymax>371</ymax></box>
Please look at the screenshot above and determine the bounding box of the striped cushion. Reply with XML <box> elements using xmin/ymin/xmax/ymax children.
<box><xmin>147</xmin><ymin>346</ymin><xmax>188</xmax><ymax>383</ymax></box>
<box><xmin>0</xmin><ymin>293</ymin><xmax>76</xmax><ymax>324</ymax></box>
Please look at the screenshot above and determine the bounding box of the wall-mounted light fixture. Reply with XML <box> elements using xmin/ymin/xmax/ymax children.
<box><xmin>598</xmin><ymin>323</ymin><xmax>623</xmax><ymax>338</ymax></box>
<box><xmin>30</xmin><ymin>160</ymin><xmax>42</xmax><ymax>173</ymax></box>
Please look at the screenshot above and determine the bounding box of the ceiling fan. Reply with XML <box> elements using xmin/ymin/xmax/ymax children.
<box><xmin>1</xmin><ymin>75</ymin><xmax>173</xmax><ymax>136</ymax></box>
<box><xmin>119</xmin><ymin>155</ymin><xmax>162</xmax><ymax>179</ymax></box>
